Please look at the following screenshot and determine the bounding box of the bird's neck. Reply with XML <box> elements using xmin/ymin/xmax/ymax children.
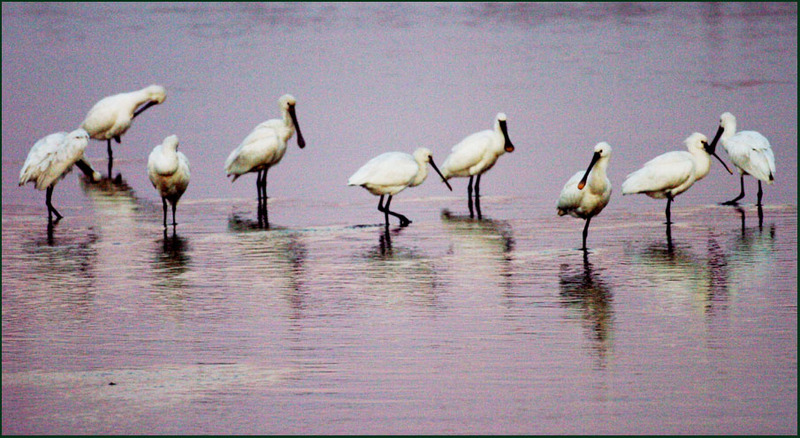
<box><xmin>691</xmin><ymin>149</ymin><xmax>712</xmax><ymax>181</ymax></box>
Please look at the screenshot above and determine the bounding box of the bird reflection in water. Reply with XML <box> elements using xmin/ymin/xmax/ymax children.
<box><xmin>559</xmin><ymin>252</ymin><xmax>614</xmax><ymax>368</ymax></box>
<box><xmin>440</xmin><ymin>209</ymin><xmax>515</xmax><ymax>291</ymax></box>
<box><xmin>152</xmin><ymin>231</ymin><xmax>192</xmax><ymax>304</ymax></box>
<box><xmin>735</xmin><ymin>205</ymin><xmax>765</xmax><ymax>232</ymax></box>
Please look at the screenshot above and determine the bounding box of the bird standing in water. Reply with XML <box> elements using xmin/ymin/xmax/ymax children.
<box><xmin>557</xmin><ymin>142</ymin><xmax>612</xmax><ymax>251</ymax></box>
<box><xmin>440</xmin><ymin>112</ymin><xmax>515</xmax><ymax>219</ymax></box>
<box><xmin>710</xmin><ymin>112</ymin><xmax>775</xmax><ymax>206</ymax></box>
<box><xmin>147</xmin><ymin>134</ymin><xmax>190</xmax><ymax>228</ymax></box>
<box><xmin>348</xmin><ymin>147</ymin><xmax>452</xmax><ymax>227</ymax></box>
<box><xmin>224</xmin><ymin>94</ymin><xmax>306</xmax><ymax>225</ymax></box>
<box><xmin>19</xmin><ymin>128</ymin><xmax>94</xmax><ymax>224</ymax></box>
<box><xmin>81</xmin><ymin>84</ymin><xmax>167</xmax><ymax>178</ymax></box>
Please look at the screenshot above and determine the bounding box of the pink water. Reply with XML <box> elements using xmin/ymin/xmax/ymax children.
<box><xmin>2</xmin><ymin>3</ymin><xmax>796</xmax><ymax>434</ymax></box>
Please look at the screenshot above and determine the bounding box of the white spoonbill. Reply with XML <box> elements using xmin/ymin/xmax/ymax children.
<box><xmin>622</xmin><ymin>132</ymin><xmax>732</xmax><ymax>224</ymax></box>
<box><xmin>557</xmin><ymin>142</ymin><xmax>613</xmax><ymax>250</ymax></box>
<box><xmin>147</xmin><ymin>134</ymin><xmax>190</xmax><ymax>228</ymax></box>
<box><xmin>348</xmin><ymin>148</ymin><xmax>452</xmax><ymax>227</ymax></box>
<box><xmin>19</xmin><ymin>128</ymin><xmax>93</xmax><ymax>223</ymax></box>
<box><xmin>224</xmin><ymin>94</ymin><xmax>306</xmax><ymax>217</ymax></box>
<box><xmin>440</xmin><ymin>112</ymin><xmax>515</xmax><ymax>218</ymax></box>
<box><xmin>710</xmin><ymin>112</ymin><xmax>776</xmax><ymax>206</ymax></box>
<box><xmin>81</xmin><ymin>84</ymin><xmax>167</xmax><ymax>178</ymax></box>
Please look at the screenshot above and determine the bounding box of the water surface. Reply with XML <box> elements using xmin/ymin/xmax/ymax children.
<box><xmin>2</xmin><ymin>3</ymin><xmax>797</xmax><ymax>434</ymax></box>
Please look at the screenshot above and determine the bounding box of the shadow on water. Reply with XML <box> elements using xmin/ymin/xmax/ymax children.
<box><xmin>559</xmin><ymin>252</ymin><xmax>614</xmax><ymax>368</ymax></box>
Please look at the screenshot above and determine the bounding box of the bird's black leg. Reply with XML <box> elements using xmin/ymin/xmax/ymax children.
<box><xmin>162</xmin><ymin>197</ymin><xmax>168</xmax><ymax>228</ymax></box>
<box><xmin>381</xmin><ymin>195</ymin><xmax>412</xmax><ymax>227</ymax></box>
<box><xmin>378</xmin><ymin>195</ymin><xmax>389</xmax><ymax>227</ymax></box>
<box><xmin>261</xmin><ymin>169</ymin><xmax>269</xmax><ymax>226</ymax></box>
<box><xmin>474</xmin><ymin>173</ymin><xmax>482</xmax><ymax>219</ymax></box>
<box><xmin>582</xmin><ymin>217</ymin><xmax>592</xmax><ymax>251</ymax></box>
<box><xmin>722</xmin><ymin>175</ymin><xmax>745</xmax><ymax>205</ymax></box>
<box><xmin>665</xmin><ymin>194</ymin><xmax>673</xmax><ymax>225</ymax></box>
<box><xmin>756</xmin><ymin>180</ymin><xmax>763</xmax><ymax>207</ymax></box>
<box><xmin>256</xmin><ymin>170</ymin><xmax>263</xmax><ymax>208</ymax></box>
<box><xmin>46</xmin><ymin>185</ymin><xmax>62</xmax><ymax>223</ymax></box>
<box><xmin>107</xmin><ymin>139</ymin><xmax>114</xmax><ymax>178</ymax></box>
<box><xmin>467</xmin><ymin>175</ymin><xmax>474</xmax><ymax>218</ymax></box>
<box><xmin>172</xmin><ymin>201</ymin><xmax>177</xmax><ymax>227</ymax></box>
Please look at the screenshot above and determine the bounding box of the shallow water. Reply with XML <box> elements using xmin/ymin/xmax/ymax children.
<box><xmin>2</xmin><ymin>2</ymin><xmax>797</xmax><ymax>434</ymax></box>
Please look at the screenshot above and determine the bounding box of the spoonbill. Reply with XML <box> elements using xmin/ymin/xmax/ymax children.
<box><xmin>224</xmin><ymin>94</ymin><xmax>306</xmax><ymax>220</ymax></box>
<box><xmin>557</xmin><ymin>142</ymin><xmax>612</xmax><ymax>250</ymax></box>
<box><xmin>81</xmin><ymin>84</ymin><xmax>167</xmax><ymax>178</ymax></box>
<box><xmin>348</xmin><ymin>148</ymin><xmax>452</xmax><ymax>227</ymax></box>
<box><xmin>440</xmin><ymin>112</ymin><xmax>515</xmax><ymax>218</ymax></box>
<box><xmin>710</xmin><ymin>112</ymin><xmax>775</xmax><ymax>206</ymax></box>
<box><xmin>147</xmin><ymin>134</ymin><xmax>190</xmax><ymax>228</ymax></box>
<box><xmin>622</xmin><ymin>132</ymin><xmax>732</xmax><ymax>224</ymax></box>
<box><xmin>19</xmin><ymin>128</ymin><xmax>93</xmax><ymax>223</ymax></box>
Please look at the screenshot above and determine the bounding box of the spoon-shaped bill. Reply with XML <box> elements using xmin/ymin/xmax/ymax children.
<box><xmin>288</xmin><ymin>104</ymin><xmax>306</xmax><ymax>148</ymax></box>
<box><xmin>577</xmin><ymin>151</ymin><xmax>602</xmax><ymax>190</ymax></box>
<box><xmin>704</xmin><ymin>140</ymin><xmax>733</xmax><ymax>174</ymax></box>
<box><xmin>500</xmin><ymin>119</ymin><xmax>514</xmax><ymax>153</ymax></box>
<box><xmin>429</xmin><ymin>157</ymin><xmax>453</xmax><ymax>191</ymax></box>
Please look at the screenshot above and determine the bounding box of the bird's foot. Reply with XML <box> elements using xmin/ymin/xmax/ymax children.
<box><xmin>399</xmin><ymin>218</ymin><xmax>412</xmax><ymax>227</ymax></box>
<box><xmin>720</xmin><ymin>199</ymin><xmax>740</xmax><ymax>206</ymax></box>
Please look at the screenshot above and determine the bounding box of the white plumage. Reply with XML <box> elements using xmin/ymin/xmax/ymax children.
<box><xmin>622</xmin><ymin>132</ymin><xmax>732</xmax><ymax>224</ymax></box>
<box><xmin>19</xmin><ymin>128</ymin><xmax>91</xmax><ymax>222</ymax></box>
<box><xmin>712</xmin><ymin>112</ymin><xmax>776</xmax><ymax>206</ymax></box>
<box><xmin>81</xmin><ymin>84</ymin><xmax>167</xmax><ymax>177</ymax></box>
<box><xmin>147</xmin><ymin>134</ymin><xmax>190</xmax><ymax>227</ymax></box>
<box><xmin>224</xmin><ymin>94</ymin><xmax>305</xmax><ymax>215</ymax></box>
<box><xmin>348</xmin><ymin>148</ymin><xmax>452</xmax><ymax>226</ymax></box>
<box><xmin>441</xmin><ymin>112</ymin><xmax>515</xmax><ymax>218</ymax></box>
<box><xmin>557</xmin><ymin>142</ymin><xmax>612</xmax><ymax>250</ymax></box>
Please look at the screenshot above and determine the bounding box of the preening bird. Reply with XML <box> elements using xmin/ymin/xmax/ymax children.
<box><xmin>440</xmin><ymin>112</ymin><xmax>515</xmax><ymax>218</ymax></box>
<box><xmin>622</xmin><ymin>132</ymin><xmax>732</xmax><ymax>225</ymax></box>
<box><xmin>348</xmin><ymin>147</ymin><xmax>452</xmax><ymax>227</ymax></box>
<box><xmin>224</xmin><ymin>94</ymin><xmax>306</xmax><ymax>218</ymax></box>
<box><xmin>710</xmin><ymin>112</ymin><xmax>776</xmax><ymax>206</ymax></box>
<box><xmin>557</xmin><ymin>142</ymin><xmax>612</xmax><ymax>250</ymax></box>
<box><xmin>147</xmin><ymin>134</ymin><xmax>190</xmax><ymax>228</ymax></box>
<box><xmin>81</xmin><ymin>84</ymin><xmax>167</xmax><ymax>177</ymax></box>
<box><xmin>19</xmin><ymin>128</ymin><xmax>93</xmax><ymax>223</ymax></box>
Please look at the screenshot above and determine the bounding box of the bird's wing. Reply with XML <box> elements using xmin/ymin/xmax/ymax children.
<box><xmin>224</xmin><ymin>123</ymin><xmax>280</xmax><ymax>174</ymax></box>
<box><xmin>81</xmin><ymin>95</ymin><xmax>123</xmax><ymax>137</ymax></box>
<box><xmin>725</xmin><ymin>132</ymin><xmax>775</xmax><ymax>182</ymax></box>
<box><xmin>556</xmin><ymin>170</ymin><xmax>585</xmax><ymax>213</ymax></box>
<box><xmin>35</xmin><ymin>132</ymin><xmax>87</xmax><ymax>189</ymax></box>
<box><xmin>19</xmin><ymin>132</ymin><xmax>65</xmax><ymax>185</ymax></box>
<box><xmin>622</xmin><ymin>151</ymin><xmax>694</xmax><ymax>194</ymax></box>
<box><xmin>348</xmin><ymin>152</ymin><xmax>417</xmax><ymax>187</ymax></box>
<box><xmin>442</xmin><ymin>131</ymin><xmax>493</xmax><ymax>175</ymax></box>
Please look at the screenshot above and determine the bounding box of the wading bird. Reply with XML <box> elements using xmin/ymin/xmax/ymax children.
<box><xmin>557</xmin><ymin>142</ymin><xmax>612</xmax><ymax>251</ymax></box>
<box><xmin>81</xmin><ymin>84</ymin><xmax>167</xmax><ymax>178</ymax></box>
<box><xmin>710</xmin><ymin>112</ymin><xmax>775</xmax><ymax>206</ymax></box>
<box><xmin>440</xmin><ymin>112</ymin><xmax>515</xmax><ymax>219</ymax></box>
<box><xmin>147</xmin><ymin>134</ymin><xmax>190</xmax><ymax>228</ymax></box>
<box><xmin>224</xmin><ymin>94</ymin><xmax>305</xmax><ymax>223</ymax></box>
<box><xmin>348</xmin><ymin>148</ymin><xmax>452</xmax><ymax>227</ymax></box>
<box><xmin>19</xmin><ymin>128</ymin><xmax>93</xmax><ymax>223</ymax></box>
<box><xmin>622</xmin><ymin>132</ymin><xmax>732</xmax><ymax>225</ymax></box>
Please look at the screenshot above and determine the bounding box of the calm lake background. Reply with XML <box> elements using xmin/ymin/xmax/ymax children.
<box><xmin>2</xmin><ymin>2</ymin><xmax>797</xmax><ymax>434</ymax></box>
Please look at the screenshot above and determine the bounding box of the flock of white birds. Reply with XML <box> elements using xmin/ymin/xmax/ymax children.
<box><xmin>19</xmin><ymin>85</ymin><xmax>776</xmax><ymax>250</ymax></box>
